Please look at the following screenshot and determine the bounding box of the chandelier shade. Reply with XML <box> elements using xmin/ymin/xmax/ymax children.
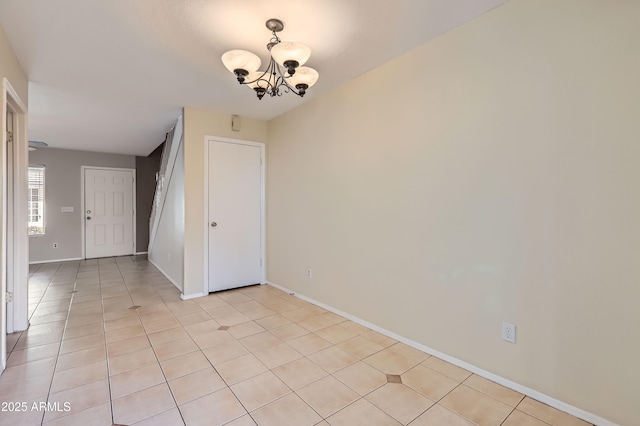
<box><xmin>270</xmin><ymin>41</ymin><xmax>311</xmax><ymax>74</ymax></box>
<box><xmin>221</xmin><ymin>50</ymin><xmax>262</xmax><ymax>82</ymax></box>
<box><xmin>286</xmin><ymin>66</ymin><xmax>319</xmax><ymax>94</ymax></box>
<box><xmin>221</xmin><ymin>19</ymin><xmax>319</xmax><ymax>100</ymax></box>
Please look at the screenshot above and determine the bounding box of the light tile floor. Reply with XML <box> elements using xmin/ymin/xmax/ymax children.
<box><xmin>0</xmin><ymin>256</ymin><xmax>593</xmax><ymax>426</ymax></box>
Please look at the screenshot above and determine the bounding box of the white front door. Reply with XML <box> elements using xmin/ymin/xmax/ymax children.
<box><xmin>84</xmin><ymin>168</ymin><xmax>134</xmax><ymax>259</ymax></box>
<box><xmin>208</xmin><ymin>140</ymin><xmax>264</xmax><ymax>292</ymax></box>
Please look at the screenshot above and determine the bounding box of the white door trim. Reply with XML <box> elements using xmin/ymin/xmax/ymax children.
<box><xmin>2</xmin><ymin>78</ymin><xmax>29</xmax><ymax>372</ymax></box>
<box><xmin>202</xmin><ymin>136</ymin><xmax>265</xmax><ymax>296</ymax></box>
<box><xmin>81</xmin><ymin>166</ymin><xmax>136</xmax><ymax>259</ymax></box>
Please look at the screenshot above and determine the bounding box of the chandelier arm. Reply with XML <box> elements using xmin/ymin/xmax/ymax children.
<box><xmin>269</xmin><ymin>31</ymin><xmax>281</xmax><ymax>46</ymax></box>
<box><xmin>266</xmin><ymin>59</ymin><xmax>279</xmax><ymax>94</ymax></box>
<box><xmin>274</xmin><ymin>62</ymin><xmax>304</xmax><ymax>97</ymax></box>
<box><xmin>243</xmin><ymin>70</ymin><xmax>272</xmax><ymax>87</ymax></box>
<box><xmin>273</xmin><ymin>75</ymin><xmax>288</xmax><ymax>97</ymax></box>
<box><xmin>240</xmin><ymin>60</ymin><xmax>305</xmax><ymax>98</ymax></box>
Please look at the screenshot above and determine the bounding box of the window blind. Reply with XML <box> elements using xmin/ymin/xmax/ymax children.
<box><xmin>28</xmin><ymin>165</ymin><xmax>45</xmax><ymax>235</ymax></box>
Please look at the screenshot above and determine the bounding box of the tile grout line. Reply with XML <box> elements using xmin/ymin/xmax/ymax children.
<box><xmin>5</xmin><ymin>262</ymin><xmax>46</xmax><ymax>358</ymax></box>
<box><xmin>102</xmin><ymin>260</ymin><xmax>117</xmax><ymax>426</ymax></box>
<box><xmin>497</xmin><ymin>391</ymin><xmax>528</xmax><ymax>426</ymax></box>
<box><xmin>181</xmin><ymin>290</ymin><xmax>326</xmax><ymax>426</ymax></box>
<box><xmin>184</xmin><ymin>292</ymin><xmax>477</xmax><ymax>425</ymax></box>
<box><xmin>41</xmin><ymin>260</ymin><xmax>78</xmax><ymax>426</ymax></box>
<box><xmin>124</xmin><ymin>257</ymin><xmax>188</xmax><ymax>426</ymax></box>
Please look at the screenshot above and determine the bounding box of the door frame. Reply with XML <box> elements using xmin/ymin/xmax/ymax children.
<box><xmin>80</xmin><ymin>166</ymin><xmax>136</xmax><ymax>259</ymax></box>
<box><xmin>203</xmin><ymin>136</ymin><xmax>265</xmax><ymax>296</ymax></box>
<box><xmin>2</xmin><ymin>78</ymin><xmax>29</xmax><ymax>371</ymax></box>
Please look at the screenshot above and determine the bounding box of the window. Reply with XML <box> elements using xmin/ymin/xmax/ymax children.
<box><xmin>28</xmin><ymin>165</ymin><xmax>45</xmax><ymax>235</ymax></box>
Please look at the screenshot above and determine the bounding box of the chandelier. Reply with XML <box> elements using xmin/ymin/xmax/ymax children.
<box><xmin>221</xmin><ymin>19</ymin><xmax>319</xmax><ymax>100</ymax></box>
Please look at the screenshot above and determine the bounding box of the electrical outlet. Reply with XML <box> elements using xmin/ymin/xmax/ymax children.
<box><xmin>306</xmin><ymin>268</ymin><xmax>312</xmax><ymax>279</ymax></box>
<box><xmin>53</xmin><ymin>243</ymin><xmax>58</xmax><ymax>248</ymax></box>
<box><xmin>502</xmin><ymin>322</ymin><xmax>516</xmax><ymax>343</ymax></box>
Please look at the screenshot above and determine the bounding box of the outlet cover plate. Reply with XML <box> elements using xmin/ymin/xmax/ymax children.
<box><xmin>502</xmin><ymin>322</ymin><xmax>516</xmax><ymax>343</ymax></box>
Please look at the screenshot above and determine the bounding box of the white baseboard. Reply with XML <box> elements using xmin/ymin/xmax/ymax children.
<box><xmin>266</xmin><ymin>280</ymin><xmax>617</xmax><ymax>426</ymax></box>
<box><xmin>180</xmin><ymin>292</ymin><xmax>207</xmax><ymax>301</ymax></box>
<box><xmin>29</xmin><ymin>257</ymin><xmax>82</xmax><ymax>265</ymax></box>
<box><xmin>135</xmin><ymin>251</ymin><xmax>148</xmax><ymax>255</ymax></box>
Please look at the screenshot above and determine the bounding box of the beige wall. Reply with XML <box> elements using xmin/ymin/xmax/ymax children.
<box><xmin>0</xmin><ymin>24</ymin><xmax>27</xmax><ymax>103</ymax></box>
<box><xmin>266</xmin><ymin>1</ymin><xmax>640</xmax><ymax>424</ymax></box>
<box><xmin>182</xmin><ymin>107</ymin><xmax>268</xmax><ymax>297</ymax></box>
<box><xmin>2</xmin><ymin>22</ymin><xmax>29</xmax><ymax>339</ymax></box>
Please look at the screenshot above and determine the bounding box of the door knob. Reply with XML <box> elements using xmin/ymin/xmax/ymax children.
<box><xmin>211</xmin><ymin>221</ymin><xmax>217</xmax><ymax>227</ymax></box>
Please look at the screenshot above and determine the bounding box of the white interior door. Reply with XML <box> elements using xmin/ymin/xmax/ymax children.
<box><xmin>84</xmin><ymin>168</ymin><xmax>134</xmax><ymax>259</ymax></box>
<box><xmin>208</xmin><ymin>140</ymin><xmax>263</xmax><ymax>292</ymax></box>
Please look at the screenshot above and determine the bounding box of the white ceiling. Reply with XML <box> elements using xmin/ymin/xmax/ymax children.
<box><xmin>0</xmin><ymin>0</ymin><xmax>507</xmax><ymax>156</ymax></box>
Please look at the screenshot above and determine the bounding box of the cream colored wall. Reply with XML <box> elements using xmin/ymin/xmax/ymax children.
<box><xmin>266</xmin><ymin>1</ymin><xmax>640</xmax><ymax>424</ymax></box>
<box><xmin>1</xmin><ymin>23</ymin><xmax>29</xmax><ymax>359</ymax></box>
<box><xmin>0</xmin><ymin>25</ymin><xmax>27</xmax><ymax>102</ymax></box>
<box><xmin>182</xmin><ymin>107</ymin><xmax>268</xmax><ymax>297</ymax></box>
